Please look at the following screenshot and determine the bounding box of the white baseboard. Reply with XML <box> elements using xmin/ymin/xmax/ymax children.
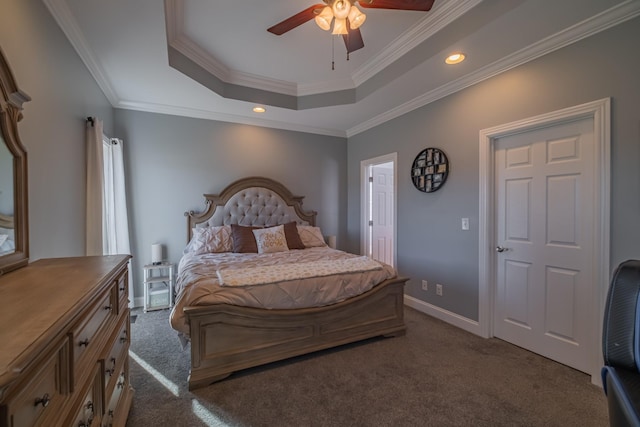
<box><xmin>404</xmin><ymin>295</ymin><xmax>482</xmax><ymax>337</ymax></box>
<box><xmin>131</xmin><ymin>297</ymin><xmax>144</xmax><ymax>309</ymax></box>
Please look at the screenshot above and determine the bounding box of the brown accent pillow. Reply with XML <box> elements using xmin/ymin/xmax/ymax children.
<box><xmin>283</xmin><ymin>222</ymin><xmax>305</xmax><ymax>250</ymax></box>
<box><xmin>231</xmin><ymin>224</ymin><xmax>261</xmax><ymax>253</ymax></box>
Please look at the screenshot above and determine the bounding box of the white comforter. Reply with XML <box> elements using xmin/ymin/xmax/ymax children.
<box><xmin>169</xmin><ymin>247</ymin><xmax>396</xmax><ymax>336</ymax></box>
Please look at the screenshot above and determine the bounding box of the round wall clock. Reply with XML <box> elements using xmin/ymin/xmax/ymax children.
<box><xmin>411</xmin><ymin>147</ymin><xmax>449</xmax><ymax>193</ymax></box>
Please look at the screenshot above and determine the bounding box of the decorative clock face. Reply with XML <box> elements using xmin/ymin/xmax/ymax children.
<box><xmin>411</xmin><ymin>148</ymin><xmax>449</xmax><ymax>193</ymax></box>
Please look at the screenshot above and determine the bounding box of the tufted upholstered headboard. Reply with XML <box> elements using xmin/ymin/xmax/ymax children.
<box><xmin>185</xmin><ymin>177</ymin><xmax>317</xmax><ymax>242</ymax></box>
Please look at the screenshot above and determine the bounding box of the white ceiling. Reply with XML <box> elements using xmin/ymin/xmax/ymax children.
<box><xmin>44</xmin><ymin>0</ymin><xmax>639</xmax><ymax>137</ymax></box>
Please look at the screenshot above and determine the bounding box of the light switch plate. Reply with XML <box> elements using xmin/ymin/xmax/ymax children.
<box><xmin>462</xmin><ymin>218</ymin><xmax>469</xmax><ymax>230</ymax></box>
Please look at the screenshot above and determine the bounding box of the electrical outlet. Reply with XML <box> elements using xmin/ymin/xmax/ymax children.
<box><xmin>461</xmin><ymin>218</ymin><xmax>469</xmax><ymax>230</ymax></box>
<box><xmin>436</xmin><ymin>284</ymin><xmax>443</xmax><ymax>296</ymax></box>
<box><xmin>421</xmin><ymin>280</ymin><xmax>428</xmax><ymax>291</ymax></box>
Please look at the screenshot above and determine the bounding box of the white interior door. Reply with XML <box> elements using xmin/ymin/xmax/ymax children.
<box><xmin>493</xmin><ymin>117</ymin><xmax>595</xmax><ymax>373</ymax></box>
<box><xmin>371</xmin><ymin>164</ymin><xmax>394</xmax><ymax>266</ymax></box>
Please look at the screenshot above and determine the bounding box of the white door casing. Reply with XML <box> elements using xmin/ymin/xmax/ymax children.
<box><xmin>478</xmin><ymin>98</ymin><xmax>610</xmax><ymax>386</ymax></box>
<box><xmin>494</xmin><ymin>118</ymin><xmax>594</xmax><ymax>373</ymax></box>
<box><xmin>361</xmin><ymin>153</ymin><xmax>397</xmax><ymax>269</ymax></box>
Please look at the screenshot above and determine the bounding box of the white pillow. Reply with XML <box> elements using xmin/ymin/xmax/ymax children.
<box><xmin>184</xmin><ymin>225</ymin><xmax>233</xmax><ymax>254</ymax></box>
<box><xmin>252</xmin><ymin>225</ymin><xmax>289</xmax><ymax>254</ymax></box>
<box><xmin>297</xmin><ymin>225</ymin><xmax>327</xmax><ymax>248</ymax></box>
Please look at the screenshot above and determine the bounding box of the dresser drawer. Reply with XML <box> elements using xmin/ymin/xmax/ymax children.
<box><xmin>71</xmin><ymin>288</ymin><xmax>115</xmax><ymax>373</ymax></box>
<box><xmin>68</xmin><ymin>364</ymin><xmax>102</xmax><ymax>427</ymax></box>
<box><xmin>103</xmin><ymin>313</ymin><xmax>129</xmax><ymax>396</ymax></box>
<box><xmin>3</xmin><ymin>343</ymin><xmax>68</xmax><ymax>427</ymax></box>
<box><xmin>115</xmin><ymin>270</ymin><xmax>128</xmax><ymax>314</ymax></box>
<box><xmin>102</xmin><ymin>361</ymin><xmax>128</xmax><ymax>427</ymax></box>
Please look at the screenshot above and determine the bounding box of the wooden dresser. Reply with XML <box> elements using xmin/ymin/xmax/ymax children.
<box><xmin>0</xmin><ymin>255</ymin><xmax>133</xmax><ymax>427</ymax></box>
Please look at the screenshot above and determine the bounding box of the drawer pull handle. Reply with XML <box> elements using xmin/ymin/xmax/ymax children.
<box><xmin>79</xmin><ymin>338</ymin><xmax>90</xmax><ymax>347</ymax></box>
<box><xmin>87</xmin><ymin>401</ymin><xmax>94</xmax><ymax>411</ymax></box>
<box><xmin>34</xmin><ymin>393</ymin><xmax>50</xmax><ymax>407</ymax></box>
<box><xmin>120</xmin><ymin>336</ymin><xmax>128</xmax><ymax>343</ymax></box>
<box><xmin>117</xmin><ymin>380</ymin><xmax>124</xmax><ymax>389</ymax></box>
<box><xmin>104</xmin><ymin>305</ymin><xmax>113</xmax><ymax>311</ymax></box>
<box><xmin>106</xmin><ymin>357</ymin><xmax>117</xmax><ymax>376</ymax></box>
<box><xmin>78</xmin><ymin>422</ymin><xmax>86</xmax><ymax>427</ymax></box>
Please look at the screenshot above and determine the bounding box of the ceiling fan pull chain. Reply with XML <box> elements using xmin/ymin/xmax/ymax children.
<box><xmin>332</xmin><ymin>35</ymin><xmax>335</xmax><ymax>70</ymax></box>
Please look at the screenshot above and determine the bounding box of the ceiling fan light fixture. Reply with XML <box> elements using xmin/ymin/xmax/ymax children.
<box><xmin>445</xmin><ymin>53</ymin><xmax>466</xmax><ymax>64</ymax></box>
<box><xmin>332</xmin><ymin>0</ymin><xmax>351</xmax><ymax>20</ymax></box>
<box><xmin>315</xmin><ymin>6</ymin><xmax>333</xmax><ymax>31</ymax></box>
<box><xmin>348</xmin><ymin>5</ymin><xmax>366</xmax><ymax>29</ymax></box>
<box><xmin>332</xmin><ymin>17</ymin><xmax>348</xmax><ymax>35</ymax></box>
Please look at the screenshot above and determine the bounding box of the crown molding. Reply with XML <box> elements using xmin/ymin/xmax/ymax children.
<box><xmin>46</xmin><ymin>0</ymin><xmax>640</xmax><ymax>138</ymax></box>
<box><xmin>116</xmin><ymin>100</ymin><xmax>347</xmax><ymax>138</ymax></box>
<box><xmin>42</xmin><ymin>0</ymin><xmax>120</xmax><ymax>105</ymax></box>
<box><xmin>166</xmin><ymin>0</ymin><xmax>475</xmax><ymax>97</ymax></box>
<box><xmin>351</xmin><ymin>0</ymin><xmax>482</xmax><ymax>86</ymax></box>
<box><xmin>346</xmin><ymin>0</ymin><xmax>640</xmax><ymax>137</ymax></box>
<box><xmin>167</xmin><ymin>0</ymin><xmax>298</xmax><ymax>96</ymax></box>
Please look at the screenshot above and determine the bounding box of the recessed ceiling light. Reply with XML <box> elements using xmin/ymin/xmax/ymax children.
<box><xmin>253</xmin><ymin>106</ymin><xmax>266</xmax><ymax>113</ymax></box>
<box><xmin>445</xmin><ymin>53</ymin><xmax>466</xmax><ymax>65</ymax></box>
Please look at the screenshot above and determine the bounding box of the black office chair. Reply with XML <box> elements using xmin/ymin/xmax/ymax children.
<box><xmin>602</xmin><ymin>259</ymin><xmax>640</xmax><ymax>427</ymax></box>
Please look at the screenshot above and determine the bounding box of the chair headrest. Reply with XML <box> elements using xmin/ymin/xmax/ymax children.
<box><xmin>603</xmin><ymin>259</ymin><xmax>640</xmax><ymax>371</ymax></box>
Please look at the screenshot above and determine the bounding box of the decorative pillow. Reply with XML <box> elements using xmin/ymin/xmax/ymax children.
<box><xmin>297</xmin><ymin>225</ymin><xmax>327</xmax><ymax>248</ymax></box>
<box><xmin>252</xmin><ymin>225</ymin><xmax>289</xmax><ymax>254</ymax></box>
<box><xmin>283</xmin><ymin>222</ymin><xmax>305</xmax><ymax>250</ymax></box>
<box><xmin>231</xmin><ymin>224</ymin><xmax>262</xmax><ymax>253</ymax></box>
<box><xmin>184</xmin><ymin>225</ymin><xmax>232</xmax><ymax>254</ymax></box>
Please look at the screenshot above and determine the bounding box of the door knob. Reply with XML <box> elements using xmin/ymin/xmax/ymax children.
<box><xmin>496</xmin><ymin>246</ymin><xmax>508</xmax><ymax>252</ymax></box>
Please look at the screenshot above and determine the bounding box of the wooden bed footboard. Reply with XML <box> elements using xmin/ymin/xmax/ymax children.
<box><xmin>184</xmin><ymin>276</ymin><xmax>408</xmax><ymax>390</ymax></box>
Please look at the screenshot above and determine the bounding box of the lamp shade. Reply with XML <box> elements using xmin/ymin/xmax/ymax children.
<box><xmin>151</xmin><ymin>243</ymin><xmax>163</xmax><ymax>264</ymax></box>
<box><xmin>348</xmin><ymin>5</ymin><xmax>366</xmax><ymax>29</ymax></box>
<box><xmin>315</xmin><ymin>6</ymin><xmax>333</xmax><ymax>31</ymax></box>
<box><xmin>332</xmin><ymin>17</ymin><xmax>348</xmax><ymax>35</ymax></box>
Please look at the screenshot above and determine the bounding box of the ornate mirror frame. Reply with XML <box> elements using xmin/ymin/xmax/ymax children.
<box><xmin>0</xmin><ymin>47</ymin><xmax>30</xmax><ymax>275</ymax></box>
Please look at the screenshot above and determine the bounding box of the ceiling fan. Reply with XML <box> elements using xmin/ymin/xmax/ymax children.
<box><xmin>267</xmin><ymin>0</ymin><xmax>435</xmax><ymax>54</ymax></box>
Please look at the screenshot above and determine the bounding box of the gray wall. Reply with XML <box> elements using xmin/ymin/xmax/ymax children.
<box><xmin>113</xmin><ymin>110</ymin><xmax>347</xmax><ymax>303</ymax></box>
<box><xmin>3</xmin><ymin>1</ymin><xmax>639</xmax><ymax>320</ymax></box>
<box><xmin>0</xmin><ymin>0</ymin><xmax>114</xmax><ymax>260</ymax></box>
<box><xmin>347</xmin><ymin>16</ymin><xmax>640</xmax><ymax>321</ymax></box>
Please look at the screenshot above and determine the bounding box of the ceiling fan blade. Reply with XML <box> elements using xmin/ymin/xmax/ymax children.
<box><xmin>357</xmin><ymin>0</ymin><xmax>435</xmax><ymax>11</ymax></box>
<box><xmin>342</xmin><ymin>26</ymin><xmax>364</xmax><ymax>54</ymax></box>
<box><xmin>267</xmin><ymin>4</ymin><xmax>326</xmax><ymax>35</ymax></box>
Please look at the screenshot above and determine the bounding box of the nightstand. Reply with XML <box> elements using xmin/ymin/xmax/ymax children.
<box><xmin>143</xmin><ymin>262</ymin><xmax>175</xmax><ymax>312</ymax></box>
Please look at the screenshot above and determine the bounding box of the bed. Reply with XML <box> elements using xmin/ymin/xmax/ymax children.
<box><xmin>170</xmin><ymin>177</ymin><xmax>407</xmax><ymax>390</ymax></box>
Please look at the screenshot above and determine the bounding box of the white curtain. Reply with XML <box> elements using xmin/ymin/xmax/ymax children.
<box><xmin>102</xmin><ymin>138</ymin><xmax>131</xmax><ymax>257</ymax></box>
<box><xmin>86</xmin><ymin>120</ymin><xmax>134</xmax><ymax>305</ymax></box>
<box><xmin>86</xmin><ymin>119</ymin><xmax>104</xmax><ymax>255</ymax></box>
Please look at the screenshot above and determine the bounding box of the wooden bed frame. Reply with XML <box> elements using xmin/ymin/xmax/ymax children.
<box><xmin>182</xmin><ymin>177</ymin><xmax>407</xmax><ymax>390</ymax></box>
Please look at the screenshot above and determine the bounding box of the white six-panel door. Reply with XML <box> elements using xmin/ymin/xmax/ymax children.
<box><xmin>493</xmin><ymin>117</ymin><xmax>595</xmax><ymax>373</ymax></box>
<box><xmin>371</xmin><ymin>164</ymin><xmax>394</xmax><ymax>267</ymax></box>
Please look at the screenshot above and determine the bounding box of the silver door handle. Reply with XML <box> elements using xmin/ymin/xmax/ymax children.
<box><xmin>496</xmin><ymin>246</ymin><xmax>508</xmax><ymax>252</ymax></box>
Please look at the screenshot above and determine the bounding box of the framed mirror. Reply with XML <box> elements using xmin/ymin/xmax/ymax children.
<box><xmin>0</xmin><ymin>47</ymin><xmax>30</xmax><ymax>275</ymax></box>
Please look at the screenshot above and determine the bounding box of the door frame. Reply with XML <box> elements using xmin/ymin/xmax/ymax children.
<box><xmin>361</xmin><ymin>153</ymin><xmax>397</xmax><ymax>267</ymax></box>
<box><xmin>478</xmin><ymin>98</ymin><xmax>610</xmax><ymax>385</ymax></box>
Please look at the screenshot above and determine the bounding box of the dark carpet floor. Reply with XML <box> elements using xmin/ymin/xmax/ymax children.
<box><xmin>126</xmin><ymin>307</ymin><xmax>608</xmax><ymax>427</ymax></box>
